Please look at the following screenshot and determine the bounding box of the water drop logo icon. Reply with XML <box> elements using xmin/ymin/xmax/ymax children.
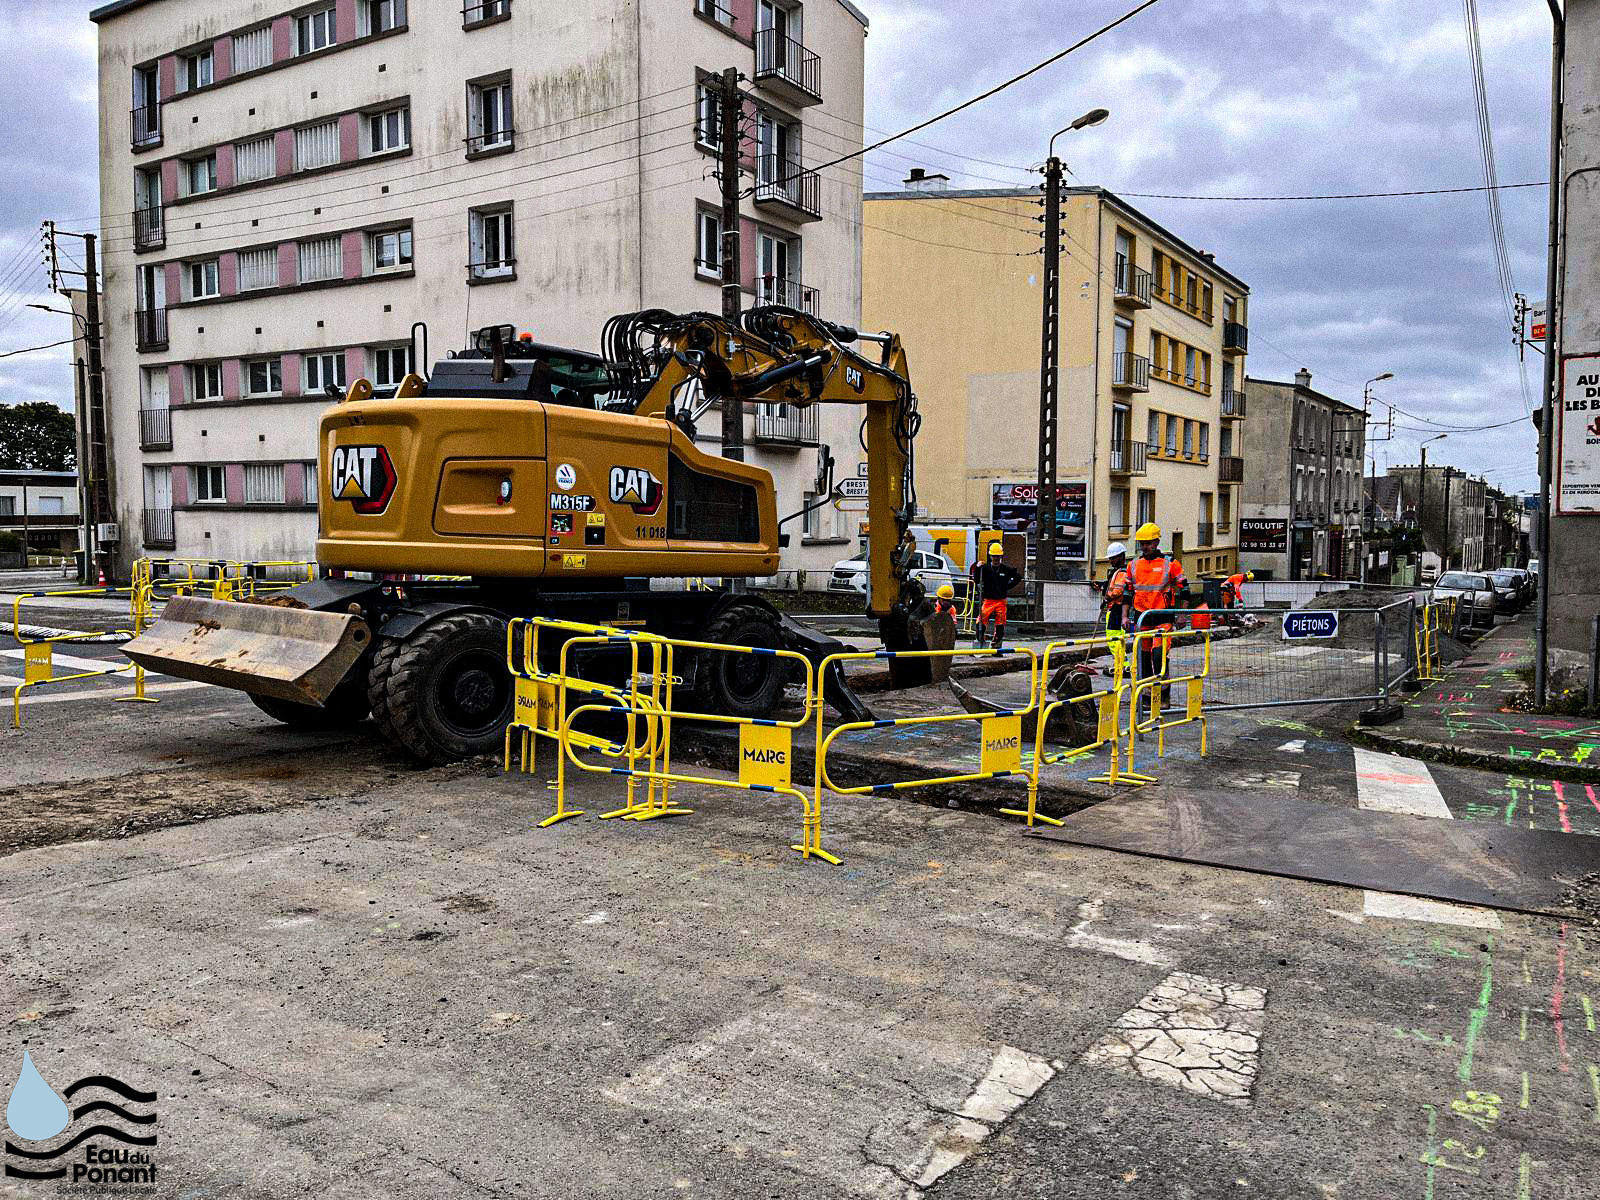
<box><xmin>6</xmin><ymin>1052</ymin><xmax>70</xmax><ymax>1142</ymax></box>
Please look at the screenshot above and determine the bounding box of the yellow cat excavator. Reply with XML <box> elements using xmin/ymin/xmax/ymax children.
<box><xmin>124</xmin><ymin>306</ymin><xmax>929</xmax><ymax>763</ymax></box>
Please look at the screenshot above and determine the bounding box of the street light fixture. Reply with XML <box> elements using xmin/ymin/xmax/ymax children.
<box><xmin>1035</xmin><ymin>107</ymin><xmax>1109</xmax><ymax>581</ymax></box>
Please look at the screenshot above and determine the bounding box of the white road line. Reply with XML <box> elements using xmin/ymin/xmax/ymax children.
<box><xmin>1352</xmin><ymin>746</ymin><xmax>1502</xmax><ymax>928</ymax></box>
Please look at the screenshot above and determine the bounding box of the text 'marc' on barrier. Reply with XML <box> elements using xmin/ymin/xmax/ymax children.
<box><xmin>739</xmin><ymin>725</ymin><xmax>792</xmax><ymax>790</ymax></box>
<box><xmin>1281</xmin><ymin>610</ymin><xmax>1339</xmax><ymax>641</ymax></box>
<box><xmin>980</xmin><ymin>714</ymin><xmax>1023</xmax><ymax>774</ymax></box>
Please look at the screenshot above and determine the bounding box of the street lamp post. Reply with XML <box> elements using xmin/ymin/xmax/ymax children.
<box><xmin>1360</xmin><ymin>372</ymin><xmax>1393</xmax><ymax>581</ymax></box>
<box><xmin>1034</xmin><ymin>106</ymin><xmax>1109</xmax><ymax>583</ymax></box>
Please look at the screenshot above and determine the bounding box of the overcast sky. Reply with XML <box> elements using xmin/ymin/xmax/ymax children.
<box><xmin>0</xmin><ymin>0</ymin><xmax>1553</xmax><ymax>494</ymax></box>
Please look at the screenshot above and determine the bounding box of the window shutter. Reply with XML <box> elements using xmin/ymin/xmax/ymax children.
<box><xmin>232</xmin><ymin>26</ymin><xmax>273</xmax><ymax>73</ymax></box>
<box><xmin>294</xmin><ymin>120</ymin><xmax>340</xmax><ymax>171</ymax></box>
<box><xmin>298</xmin><ymin>236</ymin><xmax>341</xmax><ymax>283</ymax></box>
<box><xmin>237</xmin><ymin>248</ymin><xmax>278</xmax><ymax>291</ymax></box>
<box><xmin>234</xmin><ymin>136</ymin><xmax>275</xmax><ymax>184</ymax></box>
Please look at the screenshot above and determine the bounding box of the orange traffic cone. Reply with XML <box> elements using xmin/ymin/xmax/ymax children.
<box><xmin>96</xmin><ymin>565</ymin><xmax>107</xmax><ymax>586</ymax></box>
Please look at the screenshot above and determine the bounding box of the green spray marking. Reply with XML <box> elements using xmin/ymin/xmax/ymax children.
<box><xmin>1420</xmin><ymin>1104</ymin><xmax>1438</xmax><ymax>1200</ymax></box>
<box><xmin>1517</xmin><ymin>1152</ymin><xmax>1532</xmax><ymax>1200</ymax></box>
<box><xmin>1458</xmin><ymin>954</ymin><xmax>1494</xmax><ymax>1083</ymax></box>
<box><xmin>1521</xmin><ymin>1070</ymin><xmax>1530</xmax><ymax>1109</ymax></box>
<box><xmin>1582</xmin><ymin>993</ymin><xmax>1595</xmax><ymax>1034</ymax></box>
<box><xmin>1504</xmin><ymin>799</ymin><xmax>1516</xmax><ymax>824</ymax></box>
<box><xmin>1519</xmin><ymin>1006</ymin><xmax>1528</xmax><ymax>1042</ymax></box>
<box><xmin>1589</xmin><ymin>1063</ymin><xmax>1600</xmax><ymax>1124</ymax></box>
<box><xmin>1523</xmin><ymin>957</ymin><xmax>1532</xmax><ymax>985</ymax></box>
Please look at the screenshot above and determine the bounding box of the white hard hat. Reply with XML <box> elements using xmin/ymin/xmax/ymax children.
<box><xmin>1106</xmin><ymin>541</ymin><xmax>1127</xmax><ymax>559</ymax></box>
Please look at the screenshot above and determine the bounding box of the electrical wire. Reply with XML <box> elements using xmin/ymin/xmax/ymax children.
<box><xmin>1114</xmin><ymin>181</ymin><xmax>1545</xmax><ymax>202</ymax></box>
<box><xmin>0</xmin><ymin>337</ymin><xmax>76</xmax><ymax>360</ymax></box>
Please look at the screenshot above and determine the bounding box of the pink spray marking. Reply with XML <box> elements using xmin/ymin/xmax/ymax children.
<box><xmin>1554</xmin><ymin>781</ymin><xmax>1573</xmax><ymax>833</ymax></box>
<box><xmin>1587</xmin><ymin>784</ymin><xmax>1600</xmax><ymax>816</ymax></box>
<box><xmin>1553</xmin><ymin>922</ymin><xmax>1570</xmax><ymax>1073</ymax></box>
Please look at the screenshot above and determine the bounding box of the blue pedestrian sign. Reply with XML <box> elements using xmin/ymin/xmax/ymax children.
<box><xmin>1282</xmin><ymin>611</ymin><xmax>1339</xmax><ymax>640</ymax></box>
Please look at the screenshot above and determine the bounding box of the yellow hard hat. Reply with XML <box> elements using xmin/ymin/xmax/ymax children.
<box><xmin>937</xmin><ymin>584</ymin><xmax>955</xmax><ymax>598</ymax></box>
<box><xmin>1134</xmin><ymin>522</ymin><xmax>1161</xmax><ymax>542</ymax></box>
<box><xmin>987</xmin><ymin>541</ymin><xmax>1004</xmax><ymax>556</ymax></box>
<box><xmin>1246</xmin><ymin>571</ymin><xmax>1256</xmax><ymax>582</ymax></box>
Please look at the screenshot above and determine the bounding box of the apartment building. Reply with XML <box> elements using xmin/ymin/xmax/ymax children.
<box><xmin>92</xmin><ymin>0</ymin><xmax>869</xmax><ymax>577</ymax></box>
<box><xmin>861</xmin><ymin>183</ymin><xmax>1249</xmax><ymax>580</ymax></box>
<box><xmin>1386</xmin><ymin>464</ymin><xmax>1488</xmax><ymax>573</ymax></box>
<box><xmin>1237</xmin><ymin>370</ymin><xmax>1366</xmax><ymax>579</ymax></box>
<box><xmin>0</xmin><ymin>470</ymin><xmax>81</xmax><ymax>559</ymax></box>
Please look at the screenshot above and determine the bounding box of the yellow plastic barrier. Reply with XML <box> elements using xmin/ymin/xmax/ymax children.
<box><xmin>1124</xmin><ymin>626</ymin><xmax>1212</xmax><ymax>779</ymax></box>
<box><xmin>8</xmin><ymin>588</ymin><xmax>156</xmax><ymax>728</ymax></box>
<box><xmin>515</xmin><ymin>617</ymin><xmax>836</xmax><ymax>861</ymax></box>
<box><xmin>1001</xmin><ymin>632</ymin><xmax>1135</xmax><ymax>828</ymax></box>
<box><xmin>814</xmin><ymin>646</ymin><xmax>1041</xmax><ymax>829</ymax></box>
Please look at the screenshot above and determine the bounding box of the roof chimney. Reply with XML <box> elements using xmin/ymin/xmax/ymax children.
<box><xmin>903</xmin><ymin>168</ymin><xmax>951</xmax><ymax>192</ymax></box>
<box><xmin>1294</xmin><ymin>367</ymin><xmax>1312</xmax><ymax>390</ymax></box>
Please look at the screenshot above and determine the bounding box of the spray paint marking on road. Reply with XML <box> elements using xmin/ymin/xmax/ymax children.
<box><xmin>1553</xmin><ymin>923</ymin><xmax>1571</xmax><ymax>1073</ymax></box>
<box><xmin>1582</xmin><ymin>994</ymin><xmax>1595</xmax><ymax>1033</ymax></box>
<box><xmin>1588</xmin><ymin>1064</ymin><xmax>1600</xmax><ymax>1124</ymax></box>
<box><xmin>1458</xmin><ymin>956</ymin><xmax>1494</xmax><ymax>1083</ymax></box>
<box><xmin>1553</xmin><ymin>780</ymin><xmax>1574</xmax><ymax>833</ymax></box>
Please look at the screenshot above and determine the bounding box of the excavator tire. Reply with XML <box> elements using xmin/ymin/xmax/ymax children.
<box><xmin>366</xmin><ymin>610</ymin><xmax>513</xmax><ymax>764</ymax></box>
<box><xmin>248</xmin><ymin>671</ymin><xmax>371</xmax><ymax>730</ymax></box>
<box><xmin>699</xmin><ymin>602</ymin><xmax>788</xmax><ymax>718</ymax></box>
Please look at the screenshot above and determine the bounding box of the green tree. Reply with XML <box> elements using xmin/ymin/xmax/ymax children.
<box><xmin>0</xmin><ymin>402</ymin><xmax>76</xmax><ymax>471</ymax></box>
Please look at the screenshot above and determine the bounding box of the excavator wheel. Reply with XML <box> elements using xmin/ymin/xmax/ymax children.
<box><xmin>248</xmin><ymin>670</ymin><xmax>372</xmax><ymax>730</ymax></box>
<box><xmin>367</xmin><ymin>611</ymin><xmax>513</xmax><ymax>765</ymax></box>
<box><xmin>699</xmin><ymin>603</ymin><xmax>788</xmax><ymax>718</ymax></box>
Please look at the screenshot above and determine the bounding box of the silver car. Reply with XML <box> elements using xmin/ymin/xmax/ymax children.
<box><xmin>1431</xmin><ymin>571</ymin><xmax>1497</xmax><ymax>628</ymax></box>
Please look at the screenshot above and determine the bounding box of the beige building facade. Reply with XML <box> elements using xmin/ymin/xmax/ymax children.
<box><xmin>861</xmin><ymin>184</ymin><xmax>1249</xmax><ymax>580</ymax></box>
<box><xmin>92</xmin><ymin>0</ymin><xmax>868</xmax><ymax>577</ymax></box>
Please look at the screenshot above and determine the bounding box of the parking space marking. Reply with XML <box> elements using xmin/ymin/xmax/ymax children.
<box><xmin>1080</xmin><ymin>971</ymin><xmax>1266</xmax><ymax>1107</ymax></box>
<box><xmin>1353</xmin><ymin>746</ymin><xmax>1502</xmax><ymax>927</ymax></box>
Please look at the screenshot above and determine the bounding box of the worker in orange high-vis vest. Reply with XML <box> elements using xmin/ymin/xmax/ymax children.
<box><xmin>1128</xmin><ymin>522</ymin><xmax>1187</xmax><ymax>694</ymax></box>
<box><xmin>1221</xmin><ymin>570</ymin><xmax>1254</xmax><ymax>609</ymax></box>
<box><xmin>1099</xmin><ymin>541</ymin><xmax>1131</xmax><ymax>633</ymax></box>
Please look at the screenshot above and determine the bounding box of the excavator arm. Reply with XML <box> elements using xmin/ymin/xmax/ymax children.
<box><xmin>606</xmin><ymin>306</ymin><xmax>924</xmax><ymax>627</ymax></box>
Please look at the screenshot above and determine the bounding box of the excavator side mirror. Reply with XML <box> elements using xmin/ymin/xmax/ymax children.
<box><xmin>778</xmin><ymin>534</ymin><xmax>791</xmax><ymax>549</ymax></box>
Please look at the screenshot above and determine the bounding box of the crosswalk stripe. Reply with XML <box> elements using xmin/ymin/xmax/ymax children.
<box><xmin>1352</xmin><ymin>746</ymin><xmax>1501</xmax><ymax>928</ymax></box>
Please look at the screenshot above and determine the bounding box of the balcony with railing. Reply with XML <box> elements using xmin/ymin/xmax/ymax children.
<box><xmin>135</xmin><ymin>308</ymin><xmax>168</xmax><ymax>352</ymax></box>
<box><xmin>1109</xmin><ymin>439</ymin><xmax>1148</xmax><ymax>476</ymax></box>
<box><xmin>755</xmin><ymin>276</ymin><xmax>820</xmax><ymax>315</ymax></box>
<box><xmin>134</xmin><ymin>206</ymin><xmax>164</xmax><ymax>251</ymax></box>
<box><xmin>752</xmin><ymin>403</ymin><xmax>819</xmax><ymax>447</ymax></box>
<box><xmin>1221</xmin><ymin>386</ymin><xmax>1247</xmax><ymax>418</ymax></box>
<box><xmin>1113</xmin><ymin>256</ymin><xmax>1152</xmax><ymax>308</ymax></box>
<box><xmin>1219</xmin><ymin>455</ymin><xmax>1245</xmax><ymax>483</ymax></box>
<box><xmin>1196</xmin><ymin>522</ymin><xmax>1215</xmax><ymax>547</ymax></box>
<box><xmin>754</xmin><ymin>28</ymin><xmax>822</xmax><ymax>106</ymax></box>
<box><xmin>1223</xmin><ymin>320</ymin><xmax>1249</xmax><ymax>356</ymax></box>
<box><xmin>139</xmin><ymin>407</ymin><xmax>172</xmax><ymax>451</ymax></box>
<box><xmin>753</xmin><ymin>155</ymin><xmax>821</xmax><ymax>221</ymax></box>
<box><xmin>132</xmin><ymin>105</ymin><xmax>161</xmax><ymax>149</ymax></box>
<box><xmin>1111</xmin><ymin>351</ymin><xmax>1149</xmax><ymax>392</ymax></box>
<box><xmin>143</xmin><ymin>508</ymin><xmax>175</xmax><ymax>549</ymax></box>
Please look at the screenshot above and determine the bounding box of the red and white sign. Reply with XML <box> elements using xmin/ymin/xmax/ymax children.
<box><xmin>1557</xmin><ymin>353</ymin><xmax>1600</xmax><ymax>514</ymax></box>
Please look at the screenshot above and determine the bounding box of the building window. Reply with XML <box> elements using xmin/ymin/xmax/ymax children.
<box><xmin>304</xmin><ymin>352</ymin><xmax>346</xmax><ymax>395</ymax></box>
<box><xmin>1182</xmin><ymin>419</ymin><xmax>1195</xmax><ymax>458</ymax></box>
<box><xmin>192</xmin><ymin>464</ymin><xmax>226</xmax><ymax>504</ymax></box>
<box><xmin>244</xmin><ymin>463</ymin><xmax>285</xmax><ymax>505</ymax></box>
<box><xmin>756</xmin><ymin>229</ymin><xmax>801</xmax><ymax>305</ymax></box>
<box><xmin>1184</xmin><ymin>346</ymin><xmax>1197</xmax><ymax>388</ymax></box>
<box><xmin>696</xmin><ymin>0</ymin><xmax>735</xmax><ymax>26</ymax></box>
<box><xmin>1136</xmin><ymin>489</ymin><xmax>1155</xmax><ymax>527</ymax></box>
<box><xmin>134</xmin><ymin>168</ymin><xmax>163</xmax><ymax>246</ymax></box>
<box><xmin>696</xmin><ymin>209</ymin><xmax>722</xmax><ymax>279</ymax></box>
<box><xmin>179</xmin><ymin>48</ymin><xmax>213</xmax><ymax>93</ymax></box>
<box><xmin>695</xmin><ymin>81</ymin><xmax>722</xmax><ymax>150</ymax></box>
<box><xmin>1198</xmin><ymin>423</ymin><xmax>1210</xmax><ymax>461</ymax></box>
<box><xmin>298</xmin><ymin>235</ymin><xmax>343</xmax><ymax>283</ymax></box>
<box><xmin>185</xmin><ymin>153</ymin><xmax>218</xmax><ymax>196</ymax></box>
<box><xmin>1220</xmin><ymin>424</ymin><xmax>1233</xmax><ymax>456</ymax></box>
<box><xmin>233</xmin><ymin>26</ymin><xmax>273</xmax><ymax>74</ymax></box>
<box><xmin>1219</xmin><ymin>491</ymin><xmax>1231</xmax><ymax>526</ymax></box>
<box><xmin>1145</xmin><ymin>410</ymin><xmax>1160</xmax><ymax>454</ymax></box>
<box><xmin>295</xmin><ymin>6</ymin><xmax>338</xmax><ymax>55</ymax></box>
<box><xmin>372</xmin><ymin>345</ymin><xmax>413</xmax><ymax>386</ymax></box>
<box><xmin>469</xmin><ymin>205</ymin><xmax>515</xmax><ymax>278</ymax></box>
<box><xmin>367</xmin><ymin>106</ymin><xmax>411</xmax><ymax>154</ymax></box>
<box><xmin>190</xmin><ymin>362</ymin><xmax>223</xmax><ymax>400</ymax></box>
<box><xmin>464</xmin><ymin>0</ymin><xmax>511</xmax><ymax>23</ymax></box>
<box><xmin>295</xmin><ymin>120</ymin><xmax>341</xmax><ymax>171</ymax></box>
<box><xmin>468</xmin><ymin>77</ymin><xmax>514</xmax><ymax>152</ymax></box>
<box><xmin>368</xmin><ymin>228</ymin><xmax>413</xmax><ymax>273</ymax></box>
<box><xmin>188</xmin><ymin>259</ymin><xmax>220</xmax><ymax>300</ymax></box>
<box><xmin>245</xmin><ymin>357</ymin><xmax>283</xmax><ymax>397</ymax></box>
<box><xmin>361</xmin><ymin>0</ymin><xmax>406</xmax><ymax>35</ymax></box>
<box><xmin>237</xmin><ymin>247</ymin><xmax>278</xmax><ymax>291</ymax></box>
<box><xmin>1164</xmin><ymin>415</ymin><xmax>1178</xmax><ymax>457</ymax></box>
<box><xmin>132</xmin><ymin>64</ymin><xmax>160</xmax><ymax>146</ymax></box>
<box><xmin>234</xmin><ymin>135</ymin><xmax>276</xmax><ymax>185</ymax></box>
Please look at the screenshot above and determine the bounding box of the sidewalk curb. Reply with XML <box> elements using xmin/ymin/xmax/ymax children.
<box><xmin>1347</xmin><ymin>718</ymin><xmax>1600</xmax><ymax>783</ymax></box>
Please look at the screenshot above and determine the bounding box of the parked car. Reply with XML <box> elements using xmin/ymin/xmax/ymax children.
<box><xmin>1498</xmin><ymin>566</ymin><xmax>1535</xmax><ymax>606</ymax></box>
<box><xmin>828</xmin><ymin>550</ymin><xmax>962</xmax><ymax>598</ymax></box>
<box><xmin>1486</xmin><ymin>570</ymin><xmax>1523</xmax><ymax>614</ymax></box>
<box><xmin>1431</xmin><ymin>571</ymin><xmax>1497</xmax><ymax>628</ymax></box>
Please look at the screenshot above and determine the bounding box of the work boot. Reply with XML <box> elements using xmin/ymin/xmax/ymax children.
<box><xmin>992</xmin><ymin>624</ymin><xmax>1006</xmax><ymax>650</ymax></box>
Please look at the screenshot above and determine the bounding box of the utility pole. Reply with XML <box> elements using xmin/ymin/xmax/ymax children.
<box><xmin>45</xmin><ymin>222</ymin><xmax>113</xmax><ymax>584</ymax></box>
<box><xmin>1033</xmin><ymin>153</ymin><xmax>1063</xmax><ymax>581</ymax></box>
<box><xmin>717</xmin><ymin>67</ymin><xmax>745</xmax><ymax>463</ymax></box>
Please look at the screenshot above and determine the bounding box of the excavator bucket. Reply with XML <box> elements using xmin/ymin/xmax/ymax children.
<box><xmin>121</xmin><ymin>595</ymin><xmax>372</xmax><ymax>706</ymax></box>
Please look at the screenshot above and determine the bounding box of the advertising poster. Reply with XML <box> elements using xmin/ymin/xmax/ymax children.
<box><xmin>1558</xmin><ymin>353</ymin><xmax>1600</xmax><ymax>514</ymax></box>
<box><xmin>990</xmin><ymin>482</ymin><xmax>1087</xmax><ymax>560</ymax></box>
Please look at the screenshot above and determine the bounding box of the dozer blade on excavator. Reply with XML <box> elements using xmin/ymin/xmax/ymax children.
<box><xmin>121</xmin><ymin>595</ymin><xmax>372</xmax><ymax>706</ymax></box>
